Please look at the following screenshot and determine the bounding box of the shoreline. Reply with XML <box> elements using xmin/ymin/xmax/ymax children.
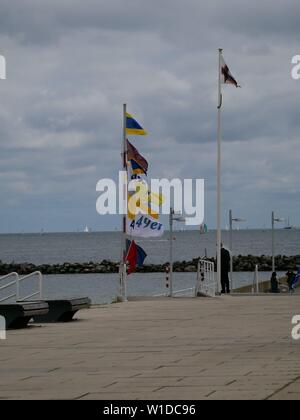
<box><xmin>1</xmin><ymin>254</ymin><xmax>299</xmax><ymax>275</ymax></box>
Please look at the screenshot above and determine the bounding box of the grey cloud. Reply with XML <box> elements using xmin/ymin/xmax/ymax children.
<box><xmin>1</xmin><ymin>0</ymin><xmax>298</xmax><ymax>44</ymax></box>
<box><xmin>0</xmin><ymin>0</ymin><xmax>299</xmax><ymax>232</ymax></box>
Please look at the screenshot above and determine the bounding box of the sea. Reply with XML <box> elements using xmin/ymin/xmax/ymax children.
<box><xmin>0</xmin><ymin>229</ymin><xmax>299</xmax><ymax>304</ymax></box>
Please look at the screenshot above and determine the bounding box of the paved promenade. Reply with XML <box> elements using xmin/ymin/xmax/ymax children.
<box><xmin>1</xmin><ymin>295</ymin><xmax>300</xmax><ymax>400</ymax></box>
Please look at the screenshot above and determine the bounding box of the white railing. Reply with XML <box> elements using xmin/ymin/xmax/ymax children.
<box><xmin>18</xmin><ymin>272</ymin><xmax>43</xmax><ymax>301</ymax></box>
<box><xmin>172</xmin><ymin>287</ymin><xmax>195</xmax><ymax>296</ymax></box>
<box><xmin>0</xmin><ymin>272</ymin><xmax>19</xmax><ymax>303</ymax></box>
<box><xmin>0</xmin><ymin>271</ymin><xmax>43</xmax><ymax>303</ymax></box>
<box><xmin>153</xmin><ymin>259</ymin><xmax>217</xmax><ymax>298</ymax></box>
<box><xmin>196</xmin><ymin>259</ymin><xmax>217</xmax><ymax>297</ymax></box>
<box><xmin>153</xmin><ymin>287</ymin><xmax>195</xmax><ymax>297</ymax></box>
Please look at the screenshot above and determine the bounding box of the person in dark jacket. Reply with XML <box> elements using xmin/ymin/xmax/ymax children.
<box><xmin>270</xmin><ymin>272</ymin><xmax>279</xmax><ymax>293</ymax></box>
<box><xmin>220</xmin><ymin>244</ymin><xmax>231</xmax><ymax>294</ymax></box>
<box><xmin>286</xmin><ymin>269</ymin><xmax>296</xmax><ymax>293</ymax></box>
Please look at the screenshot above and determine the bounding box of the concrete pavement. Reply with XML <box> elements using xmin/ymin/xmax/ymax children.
<box><xmin>0</xmin><ymin>294</ymin><xmax>300</xmax><ymax>400</ymax></box>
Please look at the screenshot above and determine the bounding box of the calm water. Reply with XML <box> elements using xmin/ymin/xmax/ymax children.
<box><xmin>13</xmin><ymin>271</ymin><xmax>286</xmax><ymax>305</ymax></box>
<box><xmin>0</xmin><ymin>230</ymin><xmax>297</xmax><ymax>304</ymax></box>
<box><xmin>0</xmin><ymin>229</ymin><xmax>299</xmax><ymax>265</ymax></box>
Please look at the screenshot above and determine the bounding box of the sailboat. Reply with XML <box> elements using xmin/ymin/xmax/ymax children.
<box><xmin>284</xmin><ymin>218</ymin><xmax>293</xmax><ymax>230</ymax></box>
<box><xmin>84</xmin><ymin>225</ymin><xmax>91</xmax><ymax>233</ymax></box>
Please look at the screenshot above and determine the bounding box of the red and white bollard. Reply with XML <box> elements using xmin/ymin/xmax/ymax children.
<box><xmin>165</xmin><ymin>264</ymin><xmax>170</xmax><ymax>291</ymax></box>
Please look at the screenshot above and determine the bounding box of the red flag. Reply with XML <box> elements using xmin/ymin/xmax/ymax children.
<box><xmin>125</xmin><ymin>239</ymin><xmax>147</xmax><ymax>274</ymax></box>
<box><xmin>126</xmin><ymin>240</ymin><xmax>137</xmax><ymax>274</ymax></box>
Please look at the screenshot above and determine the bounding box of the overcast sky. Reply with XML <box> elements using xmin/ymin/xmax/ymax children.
<box><xmin>0</xmin><ymin>0</ymin><xmax>299</xmax><ymax>233</ymax></box>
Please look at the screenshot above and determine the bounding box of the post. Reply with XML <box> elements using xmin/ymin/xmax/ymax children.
<box><xmin>165</xmin><ymin>265</ymin><xmax>170</xmax><ymax>293</ymax></box>
<box><xmin>16</xmin><ymin>274</ymin><xmax>20</xmax><ymax>301</ymax></box>
<box><xmin>123</xmin><ymin>263</ymin><xmax>128</xmax><ymax>302</ymax></box>
<box><xmin>120</xmin><ymin>104</ymin><xmax>128</xmax><ymax>301</ymax></box>
<box><xmin>212</xmin><ymin>262</ymin><xmax>217</xmax><ymax>295</ymax></box>
<box><xmin>196</xmin><ymin>260</ymin><xmax>200</xmax><ymax>296</ymax></box>
<box><xmin>39</xmin><ymin>272</ymin><xmax>43</xmax><ymax>299</ymax></box>
<box><xmin>271</xmin><ymin>211</ymin><xmax>275</xmax><ymax>273</ymax></box>
<box><xmin>229</xmin><ymin>209</ymin><xmax>233</xmax><ymax>292</ymax></box>
<box><xmin>118</xmin><ymin>263</ymin><xmax>123</xmax><ymax>298</ymax></box>
<box><xmin>255</xmin><ymin>264</ymin><xmax>259</xmax><ymax>293</ymax></box>
<box><xmin>217</xmin><ymin>48</ymin><xmax>223</xmax><ymax>292</ymax></box>
<box><xmin>169</xmin><ymin>207</ymin><xmax>174</xmax><ymax>297</ymax></box>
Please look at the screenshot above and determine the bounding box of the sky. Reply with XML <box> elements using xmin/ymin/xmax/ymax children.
<box><xmin>0</xmin><ymin>0</ymin><xmax>299</xmax><ymax>233</ymax></box>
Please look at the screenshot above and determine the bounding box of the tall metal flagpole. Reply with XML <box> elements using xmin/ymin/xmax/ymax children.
<box><xmin>217</xmin><ymin>49</ymin><xmax>223</xmax><ymax>292</ymax></box>
<box><xmin>229</xmin><ymin>209</ymin><xmax>233</xmax><ymax>290</ymax></box>
<box><xmin>169</xmin><ymin>207</ymin><xmax>174</xmax><ymax>298</ymax></box>
<box><xmin>271</xmin><ymin>211</ymin><xmax>275</xmax><ymax>273</ymax></box>
<box><xmin>120</xmin><ymin>103</ymin><xmax>128</xmax><ymax>301</ymax></box>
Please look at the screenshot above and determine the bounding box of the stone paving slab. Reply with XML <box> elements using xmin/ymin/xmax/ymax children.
<box><xmin>0</xmin><ymin>295</ymin><xmax>300</xmax><ymax>400</ymax></box>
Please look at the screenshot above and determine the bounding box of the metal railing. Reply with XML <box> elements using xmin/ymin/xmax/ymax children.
<box><xmin>18</xmin><ymin>272</ymin><xmax>43</xmax><ymax>301</ymax></box>
<box><xmin>154</xmin><ymin>258</ymin><xmax>217</xmax><ymax>298</ymax></box>
<box><xmin>0</xmin><ymin>271</ymin><xmax>43</xmax><ymax>303</ymax></box>
<box><xmin>154</xmin><ymin>287</ymin><xmax>195</xmax><ymax>298</ymax></box>
<box><xmin>172</xmin><ymin>287</ymin><xmax>195</xmax><ymax>297</ymax></box>
<box><xmin>196</xmin><ymin>259</ymin><xmax>217</xmax><ymax>297</ymax></box>
<box><xmin>0</xmin><ymin>272</ymin><xmax>19</xmax><ymax>303</ymax></box>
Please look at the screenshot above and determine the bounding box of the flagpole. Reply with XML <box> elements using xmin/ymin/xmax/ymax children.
<box><xmin>217</xmin><ymin>48</ymin><xmax>223</xmax><ymax>293</ymax></box>
<box><xmin>121</xmin><ymin>103</ymin><xmax>128</xmax><ymax>301</ymax></box>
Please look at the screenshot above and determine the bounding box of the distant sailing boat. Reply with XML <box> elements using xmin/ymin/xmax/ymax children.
<box><xmin>284</xmin><ymin>218</ymin><xmax>293</xmax><ymax>230</ymax></box>
<box><xmin>84</xmin><ymin>225</ymin><xmax>91</xmax><ymax>233</ymax></box>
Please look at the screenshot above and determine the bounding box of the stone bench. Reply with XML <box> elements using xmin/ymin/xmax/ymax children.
<box><xmin>0</xmin><ymin>301</ymin><xmax>49</xmax><ymax>329</ymax></box>
<box><xmin>32</xmin><ymin>297</ymin><xmax>91</xmax><ymax>323</ymax></box>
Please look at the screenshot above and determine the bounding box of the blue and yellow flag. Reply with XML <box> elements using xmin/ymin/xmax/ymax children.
<box><xmin>130</xmin><ymin>160</ymin><xmax>146</xmax><ymax>175</ymax></box>
<box><xmin>126</xmin><ymin>112</ymin><xmax>147</xmax><ymax>136</ymax></box>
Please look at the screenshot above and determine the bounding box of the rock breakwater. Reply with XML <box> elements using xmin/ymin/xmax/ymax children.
<box><xmin>0</xmin><ymin>255</ymin><xmax>299</xmax><ymax>275</ymax></box>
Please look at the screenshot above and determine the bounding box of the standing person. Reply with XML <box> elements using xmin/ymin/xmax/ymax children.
<box><xmin>290</xmin><ymin>268</ymin><xmax>300</xmax><ymax>294</ymax></box>
<box><xmin>220</xmin><ymin>244</ymin><xmax>231</xmax><ymax>294</ymax></box>
<box><xmin>270</xmin><ymin>272</ymin><xmax>279</xmax><ymax>293</ymax></box>
<box><xmin>286</xmin><ymin>268</ymin><xmax>296</xmax><ymax>293</ymax></box>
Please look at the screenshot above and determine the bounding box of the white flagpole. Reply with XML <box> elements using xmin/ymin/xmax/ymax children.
<box><xmin>217</xmin><ymin>49</ymin><xmax>223</xmax><ymax>293</ymax></box>
<box><xmin>120</xmin><ymin>103</ymin><xmax>128</xmax><ymax>301</ymax></box>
